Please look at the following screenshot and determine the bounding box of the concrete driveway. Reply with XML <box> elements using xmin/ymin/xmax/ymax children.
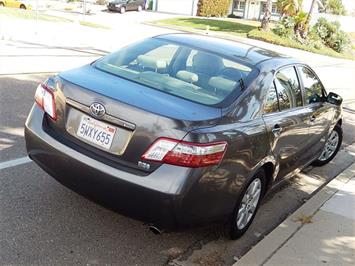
<box><xmin>1</xmin><ymin>12</ymin><xmax>355</xmax><ymax>265</ymax></box>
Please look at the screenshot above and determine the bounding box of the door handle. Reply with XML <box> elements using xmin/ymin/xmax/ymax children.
<box><xmin>310</xmin><ymin>115</ymin><xmax>316</xmax><ymax>122</ymax></box>
<box><xmin>272</xmin><ymin>124</ymin><xmax>282</xmax><ymax>136</ymax></box>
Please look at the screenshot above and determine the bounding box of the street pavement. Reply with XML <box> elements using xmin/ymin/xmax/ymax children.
<box><xmin>1</xmin><ymin>11</ymin><xmax>355</xmax><ymax>266</ymax></box>
<box><xmin>235</xmin><ymin>161</ymin><xmax>355</xmax><ymax>266</ymax></box>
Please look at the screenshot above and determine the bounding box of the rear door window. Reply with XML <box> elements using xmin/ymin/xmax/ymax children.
<box><xmin>264</xmin><ymin>82</ymin><xmax>279</xmax><ymax>113</ymax></box>
<box><xmin>298</xmin><ymin>66</ymin><xmax>324</xmax><ymax>104</ymax></box>
<box><xmin>274</xmin><ymin>67</ymin><xmax>302</xmax><ymax>108</ymax></box>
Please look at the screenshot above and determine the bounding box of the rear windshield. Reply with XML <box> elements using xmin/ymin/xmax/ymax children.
<box><xmin>94</xmin><ymin>38</ymin><xmax>252</xmax><ymax>106</ymax></box>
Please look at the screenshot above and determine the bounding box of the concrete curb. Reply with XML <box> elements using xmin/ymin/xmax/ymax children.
<box><xmin>233</xmin><ymin>161</ymin><xmax>355</xmax><ymax>266</ymax></box>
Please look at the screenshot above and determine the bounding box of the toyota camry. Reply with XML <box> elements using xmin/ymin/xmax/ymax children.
<box><xmin>25</xmin><ymin>34</ymin><xmax>343</xmax><ymax>239</ymax></box>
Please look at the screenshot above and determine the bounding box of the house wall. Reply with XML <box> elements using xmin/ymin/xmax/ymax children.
<box><xmin>155</xmin><ymin>0</ymin><xmax>198</xmax><ymax>16</ymax></box>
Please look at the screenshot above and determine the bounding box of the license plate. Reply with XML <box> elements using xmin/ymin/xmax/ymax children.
<box><xmin>76</xmin><ymin>115</ymin><xmax>116</xmax><ymax>150</ymax></box>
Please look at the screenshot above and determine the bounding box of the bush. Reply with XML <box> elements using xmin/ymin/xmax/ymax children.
<box><xmin>273</xmin><ymin>16</ymin><xmax>295</xmax><ymax>37</ymax></box>
<box><xmin>197</xmin><ymin>0</ymin><xmax>232</xmax><ymax>17</ymax></box>
<box><xmin>95</xmin><ymin>0</ymin><xmax>107</xmax><ymax>5</ymax></box>
<box><xmin>313</xmin><ymin>17</ymin><xmax>350</xmax><ymax>52</ymax></box>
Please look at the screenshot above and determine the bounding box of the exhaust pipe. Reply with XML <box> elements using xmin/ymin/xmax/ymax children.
<box><xmin>149</xmin><ymin>225</ymin><xmax>162</xmax><ymax>235</ymax></box>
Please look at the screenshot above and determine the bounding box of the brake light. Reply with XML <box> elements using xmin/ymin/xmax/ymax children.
<box><xmin>141</xmin><ymin>138</ymin><xmax>227</xmax><ymax>168</ymax></box>
<box><xmin>34</xmin><ymin>83</ymin><xmax>57</xmax><ymax>120</ymax></box>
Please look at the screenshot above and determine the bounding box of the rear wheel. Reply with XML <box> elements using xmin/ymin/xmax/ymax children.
<box><xmin>0</xmin><ymin>2</ymin><xmax>5</xmax><ymax>7</ymax></box>
<box><xmin>20</xmin><ymin>4</ymin><xmax>26</xmax><ymax>9</ymax></box>
<box><xmin>120</xmin><ymin>6</ymin><xmax>126</xmax><ymax>13</ymax></box>
<box><xmin>137</xmin><ymin>5</ymin><xmax>143</xmax><ymax>12</ymax></box>
<box><xmin>312</xmin><ymin>125</ymin><xmax>342</xmax><ymax>166</ymax></box>
<box><xmin>229</xmin><ymin>169</ymin><xmax>266</xmax><ymax>239</ymax></box>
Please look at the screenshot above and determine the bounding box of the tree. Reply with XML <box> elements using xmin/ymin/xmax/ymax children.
<box><xmin>277</xmin><ymin>0</ymin><xmax>302</xmax><ymax>16</ymax></box>
<box><xmin>261</xmin><ymin>0</ymin><xmax>272</xmax><ymax>30</ymax></box>
<box><xmin>303</xmin><ymin>0</ymin><xmax>316</xmax><ymax>36</ymax></box>
<box><xmin>321</xmin><ymin>0</ymin><xmax>346</xmax><ymax>15</ymax></box>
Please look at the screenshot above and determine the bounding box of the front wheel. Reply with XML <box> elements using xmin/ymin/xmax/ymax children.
<box><xmin>312</xmin><ymin>125</ymin><xmax>342</xmax><ymax>166</ymax></box>
<box><xmin>120</xmin><ymin>6</ymin><xmax>126</xmax><ymax>13</ymax></box>
<box><xmin>137</xmin><ymin>5</ymin><xmax>143</xmax><ymax>12</ymax></box>
<box><xmin>0</xmin><ymin>2</ymin><xmax>5</xmax><ymax>7</ymax></box>
<box><xmin>229</xmin><ymin>169</ymin><xmax>266</xmax><ymax>239</ymax></box>
<box><xmin>20</xmin><ymin>4</ymin><xmax>26</xmax><ymax>9</ymax></box>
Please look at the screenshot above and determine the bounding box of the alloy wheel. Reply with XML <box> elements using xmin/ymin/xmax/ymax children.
<box><xmin>236</xmin><ymin>178</ymin><xmax>262</xmax><ymax>230</ymax></box>
<box><xmin>318</xmin><ymin>130</ymin><xmax>339</xmax><ymax>161</ymax></box>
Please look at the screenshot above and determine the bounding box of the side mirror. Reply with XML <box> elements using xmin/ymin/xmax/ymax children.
<box><xmin>327</xmin><ymin>92</ymin><xmax>343</xmax><ymax>106</ymax></box>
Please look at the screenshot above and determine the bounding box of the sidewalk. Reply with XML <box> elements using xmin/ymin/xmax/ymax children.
<box><xmin>234</xmin><ymin>161</ymin><xmax>355</xmax><ymax>266</ymax></box>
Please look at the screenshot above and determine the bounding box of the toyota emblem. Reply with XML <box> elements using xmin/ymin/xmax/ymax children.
<box><xmin>90</xmin><ymin>102</ymin><xmax>106</xmax><ymax>118</ymax></box>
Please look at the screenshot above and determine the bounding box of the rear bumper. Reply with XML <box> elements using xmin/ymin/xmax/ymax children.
<box><xmin>25</xmin><ymin>104</ymin><xmax>236</xmax><ymax>230</ymax></box>
<box><xmin>24</xmin><ymin>105</ymin><xmax>196</xmax><ymax>230</ymax></box>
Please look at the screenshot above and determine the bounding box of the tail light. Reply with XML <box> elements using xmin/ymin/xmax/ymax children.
<box><xmin>34</xmin><ymin>83</ymin><xmax>57</xmax><ymax>120</ymax></box>
<box><xmin>141</xmin><ymin>138</ymin><xmax>227</xmax><ymax>168</ymax></box>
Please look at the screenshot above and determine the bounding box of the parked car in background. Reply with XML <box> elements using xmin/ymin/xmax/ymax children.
<box><xmin>107</xmin><ymin>0</ymin><xmax>145</xmax><ymax>13</ymax></box>
<box><xmin>25</xmin><ymin>34</ymin><xmax>343</xmax><ymax>239</ymax></box>
<box><xmin>0</xmin><ymin>0</ymin><xmax>33</xmax><ymax>9</ymax></box>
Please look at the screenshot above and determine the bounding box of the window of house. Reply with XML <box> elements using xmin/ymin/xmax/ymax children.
<box><xmin>298</xmin><ymin>66</ymin><xmax>324</xmax><ymax>104</ymax></box>
<box><xmin>234</xmin><ymin>0</ymin><xmax>246</xmax><ymax>11</ymax></box>
<box><xmin>261</xmin><ymin>2</ymin><xmax>279</xmax><ymax>14</ymax></box>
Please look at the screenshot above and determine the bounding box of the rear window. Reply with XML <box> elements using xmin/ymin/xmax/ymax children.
<box><xmin>94</xmin><ymin>38</ymin><xmax>252</xmax><ymax>106</ymax></box>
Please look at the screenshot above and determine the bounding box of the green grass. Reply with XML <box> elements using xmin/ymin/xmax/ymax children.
<box><xmin>0</xmin><ymin>8</ymin><xmax>72</xmax><ymax>23</ymax></box>
<box><xmin>151</xmin><ymin>17</ymin><xmax>354</xmax><ymax>60</ymax></box>
<box><xmin>79</xmin><ymin>20</ymin><xmax>110</xmax><ymax>30</ymax></box>
<box><xmin>150</xmin><ymin>17</ymin><xmax>259</xmax><ymax>38</ymax></box>
<box><xmin>248</xmin><ymin>29</ymin><xmax>355</xmax><ymax>60</ymax></box>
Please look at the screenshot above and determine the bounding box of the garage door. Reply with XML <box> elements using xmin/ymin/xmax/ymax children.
<box><xmin>157</xmin><ymin>0</ymin><xmax>197</xmax><ymax>15</ymax></box>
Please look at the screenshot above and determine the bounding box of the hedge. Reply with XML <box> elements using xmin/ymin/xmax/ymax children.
<box><xmin>197</xmin><ymin>0</ymin><xmax>232</xmax><ymax>17</ymax></box>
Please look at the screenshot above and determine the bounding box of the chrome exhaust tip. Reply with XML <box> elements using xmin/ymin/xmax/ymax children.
<box><xmin>149</xmin><ymin>225</ymin><xmax>162</xmax><ymax>235</ymax></box>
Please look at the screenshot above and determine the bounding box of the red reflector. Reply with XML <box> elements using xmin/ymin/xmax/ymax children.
<box><xmin>34</xmin><ymin>83</ymin><xmax>57</xmax><ymax>120</ymax></box>
<box><xmin>141</xmin><ymin>138</ymin><xmax>227</xmax><ymax>168</ymax></box>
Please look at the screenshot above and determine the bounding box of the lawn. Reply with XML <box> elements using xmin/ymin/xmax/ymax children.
<box><xmin>151</xmin><ymin>17</ymin><xmax>354</xmax><ymax>60</ymax></box>
<box><xmin>150</xmin><ymin>17</ymin><xmax>259</xmax><ymax>38</ymax></box>
<box><xmin>0</xmin><ymin>7</ymin><xmax>72</xmax><ymax>23</ymax></box>
<box><xmin>0</xmin><ymin>8</ymin><xmax>110</xmax><ymax>29</ymax></box>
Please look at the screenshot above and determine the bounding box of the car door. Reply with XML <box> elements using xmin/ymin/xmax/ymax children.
<box><xmin>262</xmin><ymin>66</ymin><xmax>314</xmax><ymax>180</ymax></box>
<box><xmin>5</xmin><ymin>0</ymin><xmax>18</xmax><ymax>7</ymax></box>
<box><xmin>126</xmin><ymin>0</ymin><xmax>137</xmax><ymax>10</ymax></box>
<box><xmin>297</xmin><ymin>65</ymin><xmax>334</xmax><ymax>159</ymax></box>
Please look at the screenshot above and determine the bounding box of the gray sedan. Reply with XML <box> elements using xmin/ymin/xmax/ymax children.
<box><xmin>25</xmin><ymin>34</ymin><xmax>343</xmax><ymax>239</ymax></box>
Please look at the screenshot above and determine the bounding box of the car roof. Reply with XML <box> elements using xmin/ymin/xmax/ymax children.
<box><xmin>154</xmin><ymin>33</ymin><xmax>299</xmax><ymax>69</ymax></box>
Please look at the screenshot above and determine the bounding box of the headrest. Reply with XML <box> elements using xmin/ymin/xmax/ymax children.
<box><xmin>208</xmin><ymin>76</ymin><xmax>237</xmax><ymax>92</ymax></box>
<box><xmin>176</xmin><ymin>70</ymin><xmax>198</xmax><ymax>83</ymax></box>
<box><xmin>192</xmin><ymin>52</ymin><xmax>224</xmax><ymax>75</ymax></box>
<box><xmin>137</xmin><ymin>55</ymin><xmax>167</xmax><ymax>70</ymax></box>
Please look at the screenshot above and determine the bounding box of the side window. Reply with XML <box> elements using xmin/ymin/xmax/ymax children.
<box><xmin>264</xmin><ymin>82</ymin><xmax>279</xmax><ymax>113</ymax></box>
<box><xmin>275</xmin><ymin>67</ymin><xmax>303</xmax><ymax>108</ymax></box>
<box><xmin>298</xmin><ymin>67</ymin><xmax>324</xmax><ymax>104</ymax></box>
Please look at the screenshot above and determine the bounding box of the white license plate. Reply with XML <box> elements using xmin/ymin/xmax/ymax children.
<box><xmin>76</xmin><ymin>115</ymin><xmax>116</xmax><ymax>150</ymax></box>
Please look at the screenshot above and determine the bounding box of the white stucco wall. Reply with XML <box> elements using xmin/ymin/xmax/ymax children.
<box><xmin>156</xmin><ymin>0</ymin><xmax>198</xmax><ymax>16</ymax></box>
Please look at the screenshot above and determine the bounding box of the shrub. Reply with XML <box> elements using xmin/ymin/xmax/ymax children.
<box><xmin>197</xmin><ymin>0</ymin><xmax>232</xmax><ymax>17</ymax></box>
<box><xmin>95</xmin><ymin>0</ymin><xmax>107</xmax><ymax>5</ymax></box>
<box><xmin>313</xmin><ymin>17</ymin><xmax>350</xmax><ymax>52</ymax></box>
<box><xmin>273</xmin><ymin>16</ymin><xmax>295</xmax><ymax>37</ymax></box>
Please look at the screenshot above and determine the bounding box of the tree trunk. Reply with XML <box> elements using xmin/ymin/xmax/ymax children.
<box><xmin>304</xmin><ymin>0</ymin><xmax>317</xmax><ymax>35</ymax></box>
<box><xmin>261</xmin><ymin>0</ymin><xmax>272</xmax><ymax>31</ymax></box>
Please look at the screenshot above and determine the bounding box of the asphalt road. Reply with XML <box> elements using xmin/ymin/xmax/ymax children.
<box><xmin>0</xmin><ymin>73</ymin><xmax>354</xmax><ymax>265</ymax></box>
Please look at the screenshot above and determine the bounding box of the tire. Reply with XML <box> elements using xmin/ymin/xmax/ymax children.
<box><xmin>137</xmin><ymin>5</ymin><xmax>143</xmax><ymax>12</ymax></box>
<box><xmin>20</xmin><ymin>4</ymin><xmax>26</xmax><ymax>9</ymax></box>
<box><xmin>120</xmin><ymin>6</ymin><xmax>126</xmax><ymax>13</ymax></box>
<box><xmin>229</xmin><ymin>168</ymin><xmax>266</xmax><ymax>239</ymax></box>
<box><xmin>312</xmin><ymin>124</ymin><xmax>342</xmax><ymax>166</ymax></box>
<box><xmin>0</xmin><ymin>2</ymin><xmax>5</xmax><ymax>7</ymax></box>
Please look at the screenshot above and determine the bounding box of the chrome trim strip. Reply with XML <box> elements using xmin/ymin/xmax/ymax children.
<box><xmin>66</xmin><ymin>98</ymin><xmax>136</xmax><ymax>131</ymax></box>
